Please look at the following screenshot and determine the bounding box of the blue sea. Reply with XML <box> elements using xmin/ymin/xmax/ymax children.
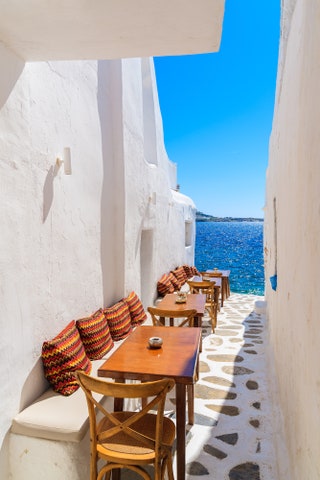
<box><xmin>195</xmin><ymin>222</ymin><xmax>264</xmax><ymax>296</ymax></box>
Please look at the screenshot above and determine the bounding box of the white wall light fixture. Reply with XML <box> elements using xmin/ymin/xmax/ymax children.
<box><xmin>56</xmin><ymin>147</ymin><xmax>72</xmax><ymax>175</ymax></box>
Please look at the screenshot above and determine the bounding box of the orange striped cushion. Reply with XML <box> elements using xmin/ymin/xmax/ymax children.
<box><xmin>168</xmin><ymin>272</ymin><xmax>181</xmax><ymax>290</ymax></box>
<box><xmin>76</xmin><ymin>310</ymin><xmax>114</xmax><ymax>360</ymax></box>
<box><xmin>104</xmin><ymin>300</ymin><xmax>132</xmax><ymax>341</ymax></box>
<box><xmin>125</xmin><ymin>291</ymin><xmax>147</xmax><ymax>326</ymax></box>
<box><xmin>182</xmin><ymin>264</ymin><xmax>193</xmax><ymax>279</ymax></box>
<box><xmin>157</xmin><ymin>273</ymin><xmax>174</xmax><ymax>296</ymax></box>
<box><xmin>171</xmin><ymin>267</ymin><xmax>187</xmax><ymax>287</ymax></box>
<box><xmin>42</xmin><ymin>321</ymin><xmax>92</xmax><ymax>396</ymax></box>
<box><xmin>191</xmin><ymin>266</ymin><xmax>200</xmax><ymax>276</ymax></box>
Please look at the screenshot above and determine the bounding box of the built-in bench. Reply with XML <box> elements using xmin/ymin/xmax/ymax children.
<box><xmin>155</xmin><ymin>264</ymin><xmax>200</xmax><ymax>304</ymax></box>
<box><xmin>9</xmin><ymin>292</ymin><xmax>151</xmax><ymax>480</ymax></box>
<box><xmin>8</xmin><ymin>268</ymin><xmax>199</xmax><ymax>480</ymax></box>
<box><xmin>9</xmin><ymin>346</ymin><xmax>126</xmax><ymax>480</ymax></box>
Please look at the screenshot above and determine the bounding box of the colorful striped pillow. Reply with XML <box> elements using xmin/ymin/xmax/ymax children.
<box><xmin>171</xmin><ymin>267</ymin><xmax>186</xmax><ymax>287</ymax></box>
<box><xmin>104</xmin><ymin>300</ymin><xmax>132</xmax><ymax>341</ymax></box>
<box><xmin>42</xmin><ymin>320</ymin><xmax>92</xmax><ymax>396</ymax></box>
<box><xmin>182</xmin><ymin>264</ymin><xmax>193</xmax><ymax>279</ymax></box>
<box><xmin>168</xmin><ymin>271</ymin><xmax>181</xmax><ymax>291</ymax></box>
<box><xmin>190</xmin><ymin>266</ymin><xmax>201</xmax><ymax>276</ymax></box>
<box><xmin>157</xmin><ymin>273</ymin><xmax>175</xmax><ymax>296</ymax></box>
<box><xmin>76</xmin><ymin>310</ymin><xmax>114</xmax><ymax>360</ymax></box>
<box><xmin>125</xmin><ymin>291</ymin><xmax>147</xmax><ymax>326</ymax></box>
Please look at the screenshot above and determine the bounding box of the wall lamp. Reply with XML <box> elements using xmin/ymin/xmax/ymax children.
<box><xmin>56</xmin><ymin>147</ymin><xmax>72</xmax><ymax>175</ymax></box>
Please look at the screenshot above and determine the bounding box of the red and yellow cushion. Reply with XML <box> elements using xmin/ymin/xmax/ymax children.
<box><xmin>190</xmin><ymin>266</ymin><xmax>200</xmax><ymax>276</ymax></box>
<box><xmin>182</xmin><ymin>264</ymin><xmax>193</xmax><ymax>279</ymax></box>
<box><xmin>76</xmin><ymin>310</ymin><xmax>114</xmax><ymax>360</ymax></box>
<box><xmin>124</xmin><ymin>291</ymin><xmax>147</xmax><ymax>327</ymax></box>
<box><xmin>42</xmin><ymin>320</ymin><xmax>92</xmax><ymax>396</ymax></box>
<box><xmin>168</xmin><ymin>272</ymin><xmax>181</xmax><ymax>291</ymax></box>
<box><xmin>157</xmin><ymin>273</ymin><xmax>175</xmax><ymax>296</ymax></box>
<box><xmin>171</xmin><ymin>267</ymin><xmax>187</xmax><ymax>287</ymax></box>
<box><xmin>104</xmin><ymin>300</ymin><xmax>132</xmax><ymax>341</ymax></box>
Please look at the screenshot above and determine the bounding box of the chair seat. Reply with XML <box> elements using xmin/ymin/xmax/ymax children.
<box><xmin>98</xmin><ymin>412</ymin><xmax>175</xmax><ymax>459</ymax></box>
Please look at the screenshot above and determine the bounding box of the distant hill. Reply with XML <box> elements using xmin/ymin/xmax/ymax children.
<box><xmin>196</xmin><ymin>211</ymin><xmax>263</xmax><ymax>222</ymax></box>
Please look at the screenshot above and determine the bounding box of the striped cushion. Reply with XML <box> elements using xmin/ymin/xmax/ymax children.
<box><xmin>182</xmin><ymin>264</ymin><xmax>193</xmax><ymax>279</ymax></box>
<box><xmin>157</xmin><ymin>273</ymin><xmax>174</xmax><ymax>296</ymax></box>
<box><xmin>168</xmin><ymin>272</ymin><xmax>181</xmax><ymax>290</ymax></box>
<box><xmin>42</xmin><ymin>321</ymin><xmax>92</xmax><ymax>396</ymax></box>
<box><xmin>191</xmin><ymin>266</ymin><xmax>201</xmax><ymax>276</ymax></box>
<box><xmin>171</xmin><ymin>267</ymin><xmax>187</xmax><ymax>287</ymax></box>
<box><xmin>76</xmin><ymin>310</ymin><xmax>114</xmax><ymax>360</ymax></box>
<box><xmin>125</xmin><ymin>291</ymin><xmax>147</xmax><ymax>327</ymax></box>
<box><xmin>104</xmin><ymin>300</ymin><xmax>132</xmax><ymax>341</ymax></box>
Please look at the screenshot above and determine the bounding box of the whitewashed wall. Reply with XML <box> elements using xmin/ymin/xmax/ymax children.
<box><xmin>0</xmin><ymin>47</ymin><xmax>195</xmax><ymax>472</ymax></box>
<box><xmin>265</xmin><ymin>0</ymin><xmax>320</xmax><ymax>478</ymax></box>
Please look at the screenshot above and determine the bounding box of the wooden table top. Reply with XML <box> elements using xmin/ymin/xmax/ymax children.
<box><xmin>98</xmin><ymin>325</ymin><xmax>201</xmax><ymax>384</ymax></box>
<box><xmin>157</xmin><ymin>293</ymin><xmax>206</xmax><ymax>315</ymax></box>
<box><xmin>193</xmin><ymin>275</ymin><xmax>222</xmax><ymax>288</ymax></box>
<box><xmin>207</xmin><ymin>269</ymin><xmax>230</xmax><ymax>277</ymax></box>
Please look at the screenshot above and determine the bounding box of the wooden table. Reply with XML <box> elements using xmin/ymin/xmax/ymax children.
<box><xmin>189</xmin><ymin>277</ymin><xmax>220</xmax><ymax>328</ymax></box>
<box><xmin>98</xmin><ymin>325</ymin><xmax>201</xmax><ymax>480</ymax></box>
<box><xmin>157</xmin><ymin>293</ymin><xmax>206</xmax><ymax>327</ymax></box>
<box><xmin>205</xmin><ymin>270</ymin><xmax>231</xmax><ymax>306</ymax></box>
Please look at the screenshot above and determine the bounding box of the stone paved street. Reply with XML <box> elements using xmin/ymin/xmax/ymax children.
<box><xmin>178</xmin><ymin>292</ymin><xmax>278</xmax><ymax>480</ymax></box>
<box><xmin>124</xmin><ymin>292</ymin><xmax>279</xmax><ymax>480</ymax></box>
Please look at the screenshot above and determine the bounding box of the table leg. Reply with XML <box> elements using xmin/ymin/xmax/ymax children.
<box><xmin>221</xmin><ymin>277</ymin><xmax>227</xmax><ymax>306</ymax></box>
<box><xmin>114</xmin><ymin>378</ymin><xmax>125</xmax><ymax>412</ymax></box>
<box><xmin>187</xmin><ymin>384</ymin><xmax>194</xmax><ymax>425</ymax></box>
<box><xmin>194</xmin><ymin>315</ymin><xmax>202</xmax><ymax>351</ymax></box>
<box><xmin>176</xmin><ymin>383</ymin><xmax>186</xmax><ymax>480</ymax></box>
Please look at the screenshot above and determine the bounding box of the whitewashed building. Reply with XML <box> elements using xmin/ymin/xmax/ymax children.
<box><xmin>264</xmin><ymin>0</ymin><xmax>320</xmax><ymax>478</ymax></box>
<box><xmin>0</xmin><ymin>1</ymin><xmax>225</xmax><ymax>478</ymax></box>
<box><xmin>1</xmin><ymin>0</ymin><xmax>320</xmax><ymax>479</ymax></box>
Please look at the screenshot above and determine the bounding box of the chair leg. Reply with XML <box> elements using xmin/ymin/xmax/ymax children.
<box><xmin>163</xmin><ymin>452</ymin><xmax>175</xmax><ymax>480</ymax></box>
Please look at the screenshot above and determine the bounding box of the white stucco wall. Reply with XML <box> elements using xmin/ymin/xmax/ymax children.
<box><xmin>265</xmin><ymin>0</ymin><xmax>320</xmax><ymax>478</ymax></box>
<box><xmin>0</xmin><ymin>47</ymin><xmax>196</xmax><ymax>475</ymax></box>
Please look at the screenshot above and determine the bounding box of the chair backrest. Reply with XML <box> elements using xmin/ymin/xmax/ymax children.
<box><xmin>200</xmin><ymin>271</ymin><xmax>222</xmax><ymax>278</ymax></box>
<box><xmin>147</xmin><ymin>306</ymin><xmax>197</xmax><ymax>327</ymax></box>
<box><xmin>76</xmin><ymin>371</ymin><xmax>175</xmax><ymax>459</ymax></box>
<box><xmin>187</xmin><ymin>280</ymin><xmax>214</xmax><ymax>297</ymax></box>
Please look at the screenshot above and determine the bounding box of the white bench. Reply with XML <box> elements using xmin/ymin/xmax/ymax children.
<box><xmin>9</xmin><ymin>336</ymin><xmax>134</xmax><ymax>480</ymax></box>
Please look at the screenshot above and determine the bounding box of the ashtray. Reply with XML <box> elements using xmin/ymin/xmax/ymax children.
<box><xmin>148</xmin><ymin>336</ymin><xmax>163</xmax><ymax>349</ymax></box>
<box><xmin>175</xmin><ymin>293</ymin><xmax>187</xmax><ymax>303</ymax></box>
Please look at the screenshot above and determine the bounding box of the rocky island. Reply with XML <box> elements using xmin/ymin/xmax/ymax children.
<box><xmin>196</xmin><ymin>211</ymin><xmax>263</xmax><ymax>222</ymax></box>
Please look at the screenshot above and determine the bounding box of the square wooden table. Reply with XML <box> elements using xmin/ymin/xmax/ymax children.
<box><xmin>98</xmin><ymin>325</ymin><xmax>201</xmax><ymax>480</ymax></box>
<box><xmin>206</xmin><ymin>269</ymin><xmax>231</xmax><ymax>306</ymax></box>
<box><xmin>157</xmin><ymin>293</ymin><xmax>206</xmax><ymax>327</ymax></box>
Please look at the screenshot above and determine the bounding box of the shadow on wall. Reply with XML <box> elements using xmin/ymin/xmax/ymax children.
<box><xmin>42</xmin><ymin>163</ymin><xmax>60</xmax><ymax>222</ymax></box>
<box><xmin>0</xmin><ymin>44</ymin><xmax>25</xmax><ymax>110</ymax></box>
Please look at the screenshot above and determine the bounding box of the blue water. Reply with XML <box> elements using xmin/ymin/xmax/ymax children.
<box><xmin>195</xmin><ymin>222</ymin><xmax>265</xmax><ymax>296</ymax></box>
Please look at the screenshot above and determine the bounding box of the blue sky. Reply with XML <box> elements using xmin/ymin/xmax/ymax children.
<box><xmin>154</xmin><ymin>1</ymin><xmax>280</xmax><ymax>218</ymax></box>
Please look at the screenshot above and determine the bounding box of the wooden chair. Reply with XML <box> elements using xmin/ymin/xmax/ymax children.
<box><xmin>147</xmin><ymin>306</ymin><xmax>198</xmax><ymax>328</ymax></box>
<box><xmin>200</xmin><ymin>270</ymin><xmax>222</xmax><ymax>278</ymax></box>
<box><xmin>200</xmin><ymin>271</ymin><xmax>228</xmax><ymax>306</ymax></box>
<box><xmin>147</xmin><ymin>307</ymin><xmax>199</xmax><ymax>425</ymax></box>
<box><xmin>76</xmin><ymin>371</ymin><xmax>175</xmax><ymax>480</ymax></box>
<box><xmin>187</xmin><ymin>280</ymin><xmax>219</xmax><ymax>332</ymax></box>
